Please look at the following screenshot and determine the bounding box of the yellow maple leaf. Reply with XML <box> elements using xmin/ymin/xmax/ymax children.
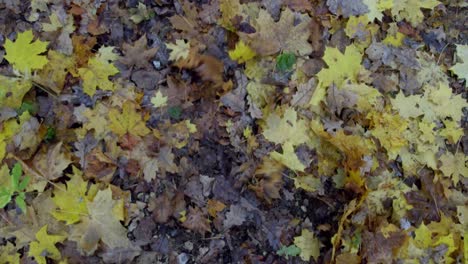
<box><xmin>270</xmin><ymin>142</ymin><xmax>306</xmax><ymax>172</ymax></box>
<box><xmin>219</xmin><ymin>0</ymin><xmax>241</xmax><ymax>31</ymax></box>
<box><xmin>109</xmin><ymin>101</ymin><xmax>150</xmax><ymax>137</ymax></box>
<box><xmin>28</xmin><ymin>225</ymin><xmax>66</xmax><ymax>264</ymax></box>
<box><xmin>439</xmin><ymin>152</ymin><xmax>467</xmax><ymax>185</ymax></box>
<box><xmin>52</xmin><ymin>166</ymin><xmax>97</xmax><ymax>225</ymax></box>
<box><xmin>167</xmin><ymin>39</ymin><xmax>190</xmax><ymax>61</ymax></box>
<box><xmin>3</xmin><ymin>30</ymin><xmax>49</xmax><ymax>73</ymax></box>
<box><xmin>341</xmin><ymin>82</ymin><xmax>383</xmax><ymax>112</ymax></box>
<box><xmin>345</xmin><ymin>16</ymin><xmax>378</xmax><ymax>47</ymax></box>
<box><xmin>0</xmin><ymin>112</ymin><xmax>31</xmax><ymax>162</ymax></box>
<box><xmin>229</xmin><ymin>40</ymin><xmax>256</xmax><ymax>63</ymax></box>
<box><xmin>151</xmin><ymin>90</ymin><xmax>168</xmax><ymax>108</ymax></box>
<box><xmin>439</xmin><ymin>120</ymin><xmax>464</xmax><ymax>143</ymax></box>
<box><xmin>391</xmin><ymin>92</ymin><xmax>424</xmax><ymax>119</ymax></box>
<box><xmin>426</xmin><ymin>82</ymin><xmax>467</xmax><ymax>122</ymax></box>
<box><xmin>383</xmin><ymin>23</ymin><xmax>405</xmax><ymax>47</ymax></box>
<box><xmin>418</xmin><ymin>121</ymin><xmax>436</xmax><ymax>143</ymax></box>
<box><xmin>246</xmin><ymin>81</ymin><xmax>276</xmax><ymax>116</ymax></box>
<box><xmin>77</xmin><ymin>103</ymin><xmax>110</xmax><ymax>140</ymax></box>
<box><xmin>0</xmin><ymin>75</ymin><xmax>32</xmax><ymax>109</ymax></box>
<box><xmin>0</xmin><ymin>242</ymin><xmax>20</xmax><ymax>264</ymax></box>
<box><xmin>78</xmin><ymin>46</ymin><xmax>119</xmax><ymax>96</ymax></box>
<box><xmin>362</xmin><ymin>0</ymin><xmax>393</xmax><ymax>21</ymax></box>
<box><xmin>450</xmin><ymin>44</ymin><xmax>468</xmax><ymax>81</ymax></box>
<box><xmin>392</xmin><ymin>0</ymin><xmax>440</xmax><ymax>26</ymax></box>
<box><xmin>35</xmin><ymin>50</ymin><xmax>75</xmax><ymax>94</ymax></box>
<box><xmin>294</xmin><ymin>174</ymin><xmax>321</xmax><ymax>192</ymax></box>
<box><xmin>318</xmin><ymin>45</ymin><xmax>362</xmax><ymax>88</ymax></box>
<box><xmin>294</xmin><ymin>229</ymin><xmax>321</xmax><ymax>261</ymax></box>
<box><xmin>311</xmin><ymin>45</ymin><xmax>362</xmax><ymax>106</ymax></box>
<box><xmin>262</xmin><ymin>107</ymin><xmax>309</xmax><ymax>146</ymax></box>
<box><xmin>413</xmin><ymin>223</ymin><xmax>432</xmax><ymax>248</ymax></box>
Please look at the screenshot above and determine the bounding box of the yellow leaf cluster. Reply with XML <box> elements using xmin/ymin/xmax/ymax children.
<box><xmin>367</xmin><ymin>110</ymin><xmax>408</xmax><ymax>159</ymax></box>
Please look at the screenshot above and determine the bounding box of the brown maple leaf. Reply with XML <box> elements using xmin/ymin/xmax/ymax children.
<box><xmin>119</xmin><ymin>35</ymin><xmax>158</xmax><ymax>69</ymax></box>
<box><xmin>362</xmin><ymin>228</ymin><xmax>406</xmax><ymax>263</ymax></box>
<box><xmin>239</xmin><ymin>8</ymin><xmax>313</xmax><ymax>56</ymax></box>
<box><xmin>182</xmin><ymin>206</ymin><xmax>211</xmax><ymax>235</ymax></box>
<box><xmin>405</xmin><ymin>169</ymin><xmax>451</xmax><ymax>225</ymax></box>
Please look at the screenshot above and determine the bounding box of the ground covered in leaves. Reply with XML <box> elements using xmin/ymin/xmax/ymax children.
<box><xmin>0</xmin><ymin>0</ymin><xmax>467</xmax><ymax>263</ymax></box>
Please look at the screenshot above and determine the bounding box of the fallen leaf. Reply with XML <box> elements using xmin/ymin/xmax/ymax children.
<box><xmin>33</xmin><ymin>142</ymin><xmax>72</xmax><ymax>180</ymax></box>
<box><xmin>3</xmin><ymin>30</ymin><xmax>49</xmax><ymax>73</ymax></box>
<box><xmin>28</xmin><ymin>225</ymin><xmax>66</xmax><ymax>264</ymax></box>
<box><xmin>294</xmin><ymin>229</ymin><xmax>321</xmax><ymax>262</ymax></box>
<box><xmin>119</xmin><ymin>35</ymin><xmax>158</xmax><ymax>69</ymax></box>
<box><xmin>78</xmin><ymin>46</ymin><xmax>119</xmax><ymax>96</ymax></box>
<box><xmin>166</xmin><ymin>39</ymin><xmax>190</xmax><ymax>62</ymax></box>
<box><xmin>182</xmin><ymin>206</ymin><xmax>211</xmax><ymax>235</ymax></box>
<box><xmin>450</xmin><ymin>44</ymin><xmax>467</xmax><ymax>80</ymax></box>
<box><xmin>239</xmin><ymin>8</ymin><xmax>313</xmax><ymax>56</ymax></box>
<box><xmin>108</xmin><ymin>101</ymin><xmax>150</xmax><ymax>137</ymax></box>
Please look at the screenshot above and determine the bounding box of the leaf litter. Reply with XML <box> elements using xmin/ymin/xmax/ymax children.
<box><xmin>0</xmin><ymin>0</ymin><xmax>466</xmax><ymax>263</ymax></box>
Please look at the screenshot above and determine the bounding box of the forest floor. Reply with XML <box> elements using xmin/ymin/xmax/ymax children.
<box><xmin>0</xmin><ymin>0</ymin><xmax>467</xmax><ymax>263</ymax></box>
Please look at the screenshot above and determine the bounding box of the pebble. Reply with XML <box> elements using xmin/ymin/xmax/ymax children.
<box><xmin>177</xmin><ymin>253</ymin><xmax>189</xmax><ymax>264</ymax></box>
